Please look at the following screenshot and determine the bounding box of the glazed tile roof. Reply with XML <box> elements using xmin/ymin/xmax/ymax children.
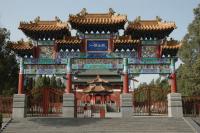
<box><xmin>161</xmin><ymin>40</ymin><xmax>181</xmax><ymax>49</ymax></box>
<box><xmin>69</xmin><ymin>8</ymin><xmax>127</xmax><ymax>25</ymax></box>
<box><xmin>83</xmin><ymin>85</ymin><xmax>113</xmax><ymax>93</ymax></box>
<box><xmin>87</xmin><ymin>75</ymin><xmax>109</xmax><ymax>84</ymax></box>
<box><xmin>19</xmin><ymin>17</ymin><xmax>69</xmax><ymax>32</ymax></box>
<box><xmin>55</xmin><ymin>37</ymin><xmax>82</xmax><ymax>45</ymax></box>
<box><xmin>8</xmin><ymin>40</ymin><xmax>33</xmax><ymax>51</ymax></box>
<box><xmin>126</xmin><ymin>20</ymin><xmax>176</xmax><ymax>31</ymax></box>
<box><xmin>114</xmin><ymin>36</ymin><xmax>140</xmax><ymax>45</ymax></box>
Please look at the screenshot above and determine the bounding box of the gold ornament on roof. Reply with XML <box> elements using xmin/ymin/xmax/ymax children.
<box><xmin>55</xmin><ymin>16</ymin><xmax>61</xmax><ymax>22</ymax></box>
<box><xmin>134</xmin><ymin>16</ymin><xmax>141</xmax><ymax>23</ymax></box>
<box><xmin>34</xmin><ymin>16</ymin><xmax>40</xmax><ymax>23</ymax></box>
<box><xmin>156</xmin><ymin>16</ymin><xmax>162</xmax><ymax>22</ymax></box>
<box><xmin>109</xmin><ymin>8</ymin><xmax>115</xmax><ymax>15</ymax></box>
<box><xmin>78</xmin><ymin>8</ymin><xmax>87</xmax><ymax>16</ymax></box>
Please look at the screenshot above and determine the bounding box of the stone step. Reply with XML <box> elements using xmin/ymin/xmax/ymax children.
<box><xmin>3</xmin><ymin>117</ymin><xmax>195</xmax><ymax>133</ymax></box>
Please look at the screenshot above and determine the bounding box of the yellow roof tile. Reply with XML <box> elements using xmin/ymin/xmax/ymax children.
<box><xmin>127</xmin><ymin>20</ymin><xmax>176</xmax><ymax>31</ymax></box>
<box><xmin>8</xmin><ymin>40</ymin><xmax>33</xmax><ymax>51</ymax></box>
<box><xmin>161</xmin><ymin>40</ymin><xmax>181</xmax><ymax>49</ymax></box>
<box><xmin>19</xmin><ymin>17</ymin><xmax>69</xmax><ymax>32</ymax></box>
<box><xmin>69</xmin><ymin>8</ymin><xmax>127</xmax><ymax>25</ymax></box>
<box><xmin>114</xmin><ymin>36</ymin><xmax>140</xmax><ymax>45</ymax></box>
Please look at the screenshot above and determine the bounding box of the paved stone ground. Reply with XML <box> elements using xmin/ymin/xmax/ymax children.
<box><xmin>2</xmin><ymin>118</ymin><xmax>11</xmax><ymax>127</ymax></box>
<box><xmin>1</xmin><ymin>118</ymin><xmax>12</xmax><ymax>132</ymax></box>
<box><xmin>2</xmin><ymin>117</ymin><xmax>195</xmax><ymax>133</ymax></box>
<box><xmin>192</xmin><ymin>117</ymin><xmax>200</xmax><ymax>126</ymax></box>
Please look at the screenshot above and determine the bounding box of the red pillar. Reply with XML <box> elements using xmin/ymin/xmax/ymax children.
<box><xmin>109</xmin><ymin>36</ymin><xmax>113</xmax><ymax>52</ymax></box>
<box><xmin>170</xmin><ymin>58</ymin><xmax>177</xmax><ymax>93</ymax></box>
<box><xmin>101</xmin><ymin>96</ymin><xmax>104</xmax><ymax>104</ymax></box>
<box><xmin>171</xmin><ymin>73</ymin><xmax>177</xmax><ymax>93</ymax></box>
<box><xmin>18</xmin><ymin>58</ymin><xmax>24</xmax><ymax>94</ymax></box>
<box><xmin>123</xmin><ymin>58</ymin><xmax>129</xmax><ymax>93</ymax></box>
<box><xmin>65</xmin><ymin>74</ymin><xmax>72</xmax><ymax>93</ymax></box>
<box><xmin>33</xmin><ymin>46</ymin><xmax>36</xmax><ymax>58</ymax></box>
<box><xmin>18</xmin><ymin>73</ymin><xmax>23</xmax><ymax>94</ymax></box>
<box><xmin>123</xmin><ymin>73</ymin><xmax>129</xmax><ymax>93</ymax></box>
<box><xmin>94</xmin><ymin>96</ymin><xmax>96</xmax><ymax>104</ymax></box>
<box><xmin>157</xmin><ymin>45</ymin><xmax>161</xmax><ymax>58</ymax></box>
<box><xmin>138</xmin><ymin>45</ymin><xmax>142</xmax><ymax>58</ymax></box>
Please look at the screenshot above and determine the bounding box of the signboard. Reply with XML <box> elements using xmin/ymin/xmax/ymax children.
<box><xmin>87</xmin><ymin>40</ymin><xmax>108</xmax><ymax>52</ymax></box>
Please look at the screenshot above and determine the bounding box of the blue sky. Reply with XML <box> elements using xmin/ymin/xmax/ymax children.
<box><xmin>0</xmin><ymin>0</ymin><xmax>199</xmax><ymax>41</ymax></box>
<box><xmin>0</xmin><ymin>0</ymin><xmax>199</xmax><ymax>86</ymax></box>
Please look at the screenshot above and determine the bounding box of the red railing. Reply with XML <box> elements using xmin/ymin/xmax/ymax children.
<box><xmin>133</xmin><ymin>101</ymin><xmax>167</xmax><ymax>116</ymax></box>
<box><xmin>133</xmin><ymin>87</ymin><xmax>168</xmax><ymax>116</ymax></box>
<box><xmin>26</xmin><ymin>88</ymin><xmax>63</xmax><ymax>117</ymax></box>
<box><xmin>182</xmin><ymin>96</ymin><xmax>200</xmax><ymax>117</ymax></box>
<box><xmin>0</xmin><ymin>96</ymin><xmax>13</xmax><ymax>117</ymax></box>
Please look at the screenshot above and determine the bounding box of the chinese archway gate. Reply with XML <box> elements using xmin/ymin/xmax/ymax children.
<box><xmin>8</xmin><ymin>8</ymin><xmax>181</xmax><ymax>118</ymax></box>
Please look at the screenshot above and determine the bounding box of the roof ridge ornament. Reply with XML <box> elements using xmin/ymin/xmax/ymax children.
<box><xmin>55</xmin><ymin>16</ymin><xmax>61</xmax><ymax>22</ymax></box>
<box><xmin>78</xmin><ymin>8</ymin><xmax>87</xmax><ymax>16</ymax></box>
<box><xmin>156</xmin><ymin>16</ymin><xmax>162</xmax><ymax>22</ymax></box>
<box><xmin>34</xmin><ymin>16</ymin><xmax>40</xmax><ymax>23</ymax></box>
<box><xmin>109</xmin><ymin>8</ymin><xmax>115</xmax><ymax>15</ymax></box>
<box><xmin>134</xmin><ymin>16</ymin><xmax>141</xmax><ymax>23</ymax></box>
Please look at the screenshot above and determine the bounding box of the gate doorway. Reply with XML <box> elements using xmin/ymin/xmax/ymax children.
<box><xmin>26</xmin><ymin>88</ymin><xmax>63</xmax><ymax>117</ymax></box>
<box><xmin>76</xmin><ymin>94</ymin><xmax>109</xmax><ymax>118</ymax></box>
<box><xmin>133</xmin><ymin>86</ymin><xmax>169</xmax><ymax>116</ymax></box>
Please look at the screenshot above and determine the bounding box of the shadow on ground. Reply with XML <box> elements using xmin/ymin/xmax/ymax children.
<box><xmin>27</xmin><ymin>117</ymin><xmax>110</xmax><ymax>127</ymax></box>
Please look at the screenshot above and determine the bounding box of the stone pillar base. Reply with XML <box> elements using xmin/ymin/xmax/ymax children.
<box><xmin>168</xmin><ymin>93</ymin><xmax>183</xmax><ymax>117</ymax></box>
<box><xmin>62</xmin><ymin>93</ymin><xmax>75</xmax><ymax>118</ymax></box>
<box><xmin>120</xmin><ymin>93</ymin><xmax>133</xmax><ymax>118</ymax></box>
<box><xmin>12</xmin><ymin>94</ymin><xmax>26</xmax><ymax>118</ymax></box>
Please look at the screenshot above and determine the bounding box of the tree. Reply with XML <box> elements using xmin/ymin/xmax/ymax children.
<box><xmin>50</xmin><ymin>75</ymin><xmax>57</xmax><ymax>88</ymax></box>
<box><xmin>177</xmin><ymin>4</ymin><xmax>200</xmax><ymax>96</ymax></box>
<box><xmin>136</xmin><ymin>76</ymin><xmax>170</xmax><ymax>101</ymax></box>
<box><xmin>42</xmin><ymin>75</ymin><xmax>49</xmax><ymax>88</ymax></box>
<box><xmin>35</xmin><ymin>75</ymin><xmax>43</xmax><ymax>89</ymax></box>
<box><xmin>25</xmin><ymin>77</ymin><xmax>33</xmax><ymax>91</ymax></box>
<box><xmin>0</xmin><ymin>27</ymin><xmax>18</xmax><ymax>96</ymax></box>
<box><xmin>56</xmin><ymin>78</ymin><xmax>62</xmax><ymax>89</ymax></box>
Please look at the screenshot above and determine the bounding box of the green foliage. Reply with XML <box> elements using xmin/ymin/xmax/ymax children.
<box><xmin>56</xmin><ymin>78</ymin><xmax>62</xmax><ymax>88</ymax></box>
<box><xmin>35</xmin><ymin>75</ymin><xmax>43</xmax><ymax>89</ymax></box>
<box><xmin>31</xmin><ymin>75</ymin><xmax>65</xmax><ymax>89</ymax></box>
<box><xmin>137</xmin><ymin>82</ymin><xmax>148</xmax><ymax>88</ymax></box>
<box><xmin>177</xmin><ymin>4</ymin><xmax>200</xmax><ymax>96</ymax></box>
<box><xmin>135</xmin><ymin>76</ymin><xmax>170</xmax><ymax>101</ymax></box>
<box><xmin>0</xmin><ymin>27</ymin><xmax>18</xmax><ymax>96</ymax></box>
<box><xmin>50</xmin><ymin>75</ymin><xmax>57</xmax><ymax>88</ymax></box>
<box><xmin>25</xmin><ymin>77</ymin><xmax>33</xmax><ymax>91</ymax></box>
